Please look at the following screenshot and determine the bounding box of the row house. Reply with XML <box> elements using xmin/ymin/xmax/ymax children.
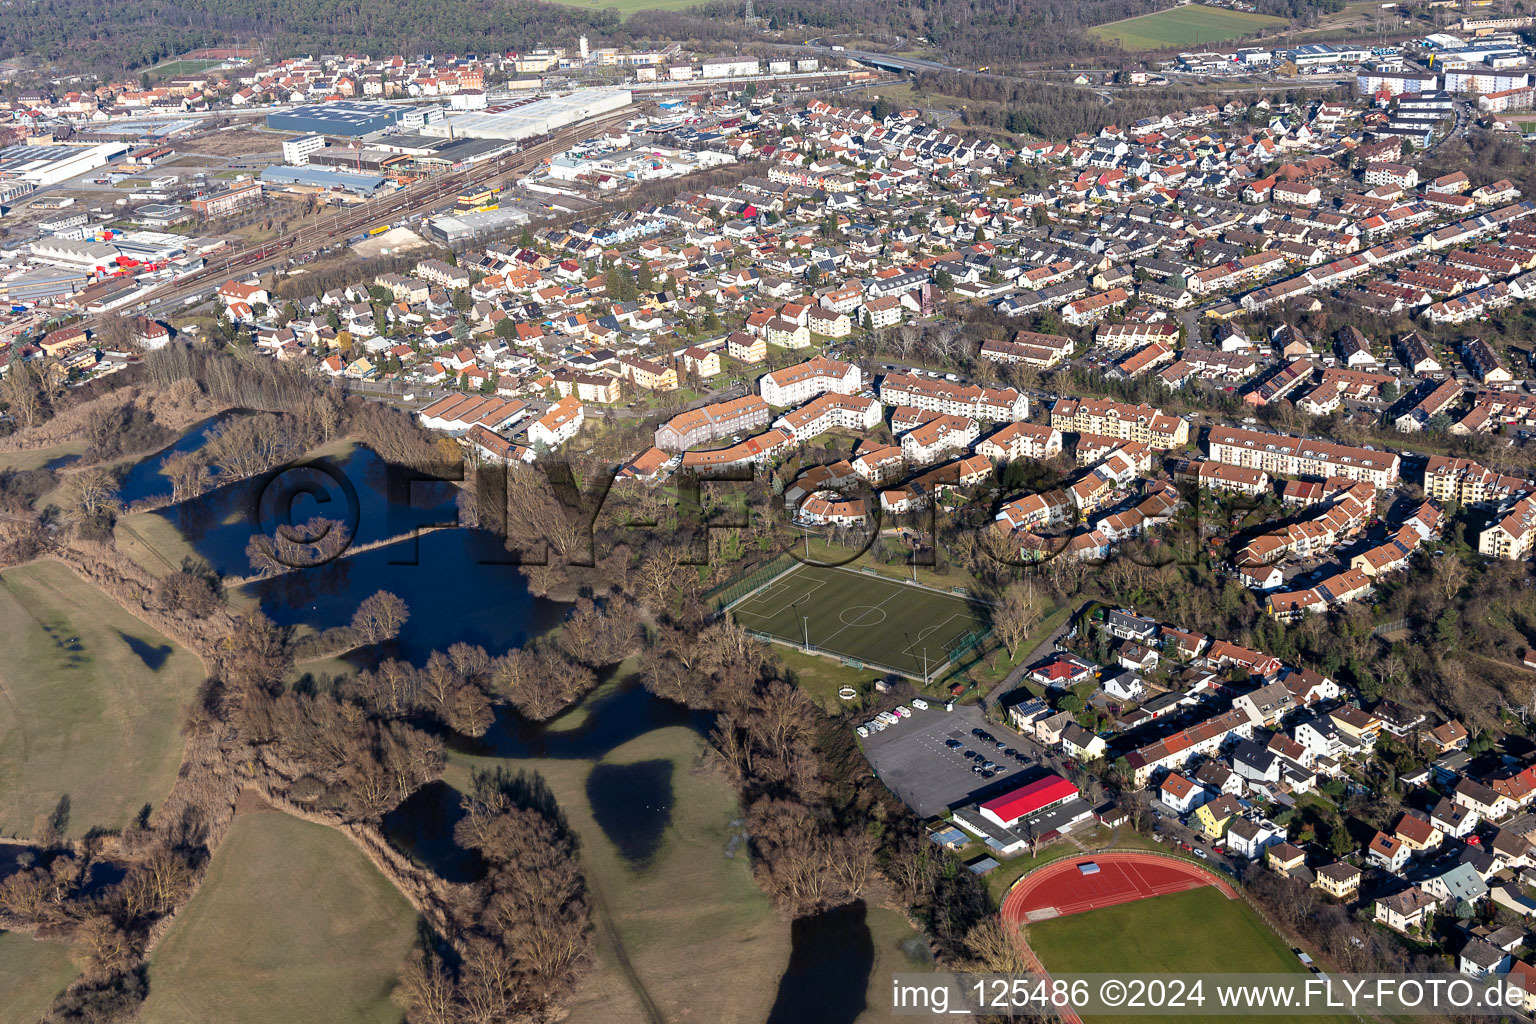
<box><xmin>979</xmin><ymin>330</ymin><xmax>1075</xmax><ymax>368</ymax></box>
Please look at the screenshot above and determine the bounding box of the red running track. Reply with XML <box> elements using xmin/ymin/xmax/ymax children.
<box><xmin>998</xmin><ymin>853</ymin><xmax>1239</xmax><ymax>1024</ymax></box>
<box><xmin>1002</xmin><ymin>851</ymin><xmax>1237</xmax><ymax>928</ymax></box>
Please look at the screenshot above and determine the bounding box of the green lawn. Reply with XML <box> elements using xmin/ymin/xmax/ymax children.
<box><xmin>730</xmin><ymin>563</ymin><xmax>989</xmax><ymax>679</ymax></box>
<box><xmin>0</xmin><ymin>931</ymin><xmax>78</xmax><ymax>1024</ymax></box>
<box><xmin>151</xmin><ymin>58</ymin><xmax>224</xmax><ymax>76</ymax></box>
<box><xmin>1088</xmin><ymin>5</ymin><xmax>1287</xmax><ymax>50</ymax></box>
<box><xmin>447</xmin><ymin>712</ymin><xmax>790</xmax><ymax>1024</ymax></box>
<box><xmin>1027</xmin><ymin>886</ymin><xmax>1344</xmax><ymax>1024</ymax></box>
<box><xmin>0</xmin><ymin>560</ymin><xmax>204</xmax><ymax>838</ymax></box>
<box><xmin>140</xmin><ymin>811</ymin><xmax>418</xmax><ymax>1024</ymax></box>
<box><xmin>531</xmin><ymin>0</ymin><xmax>705</xmax><ymax>16</ymax></box>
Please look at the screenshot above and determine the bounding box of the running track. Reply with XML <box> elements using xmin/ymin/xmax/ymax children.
<box><xmin>999</xmin><ymin>853</ymin><xmax>1238</xmax><ymax>1024</ymax></box>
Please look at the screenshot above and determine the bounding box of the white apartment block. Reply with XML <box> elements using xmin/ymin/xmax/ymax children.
<box><xmin>527</xmin><ymin>396</ymin><xmax>584</xmax><ymax>448</ymax></box>
<box><xmin>759</xmin><ymin>356</ymin><xmax>861</xmax><ymax>407</ymax></box>
<box><xmin>1480</xmin><ymin>497</ymin><xmax>1536</xmax><ymax>560</ymax></box>
<box><xmin>976</xmin><ymin>421</ymin><xmax>1063</xmax><ymax>462</ymax></box>
<box><xmin>879</xmin><ymin>373</ymin><xmax>1028</xmax><ymax>421</ymax></box>
<box><xmin>773</xmin><ymin>393</ymin><xmax>882</xmax><ymax>442</ymax></box>
<box><xmin>900</xmin><ymin>415</ymin><xmax>979</xmax><ymax>465</ymax></box>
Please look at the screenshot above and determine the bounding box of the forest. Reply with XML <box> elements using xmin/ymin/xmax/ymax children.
<box><xmin>0</xmin><ymin>0</ymin><xmax>1339</xmax><ymax>75</ymax></box>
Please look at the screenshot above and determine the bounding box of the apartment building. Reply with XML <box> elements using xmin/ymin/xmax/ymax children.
<box><xmin>900</xmin><ymin>414</ymin><xmax>979</xmax><ymax>464</ymax></box>
<box><xmin>773</xmin><ymin>393</ymin><xmax>882</xmax><ymax>442</ymax></box>
<box><xmin>980</xmin><ymin>330</ymin><xmax>1074</xmax><ymax>368</ymax></box>
<box><xmin>879</xmin><ymin>373</ymin><xmax>1028</xmax><ymax>421</ymax></box>
<box><xmin>619</xmin><ymin>355</ymin><xmax>679</xmax><ymax>392</ymax></box>
<box><xmin>527</xmin><ymin>396</ymin><xmax>584</xmax><ymax>449</ymax></box>
<box><xmin>1480</xmin><ymin>496</ymin><xmax>1536</xmax><ymax>560</ymax></box>
<box><xmin>551</xmin><ymin>369</ymin><xmax>623</xmax><ymax>404</ymax></box>
<box><xmin>654</xmin><ymin>394</ymin><xmax>770</xmax><ymax>451</ymax></box>
<box><xmin>1207</xmin><ymin>425</ymin><xmax>1400</xmax><ymax>486</ymax></box>
<box><xmin>975</xmin><ymin>421</ymin><xmax>1064</xmax><ymax>462</ymax></box>
<box><xmin>1423</xmin><ymin>456</ymin><xmax>1533</xmax><ymax>506</ymax></box>
<box><xmin>1049</xmin><ymin>397</ymin><xmax>1190</xmax><ymax>450</ymax></box>
<box><xmin>759</xmin><ymin>355</ymin><xmax>861</xmax><ymax>407</ymax></box>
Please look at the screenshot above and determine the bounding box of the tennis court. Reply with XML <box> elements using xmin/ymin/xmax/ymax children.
<box><xmin>729</xmin><ymin>563</ymin><xmax>990</xmax><ymax>679</ymax></box>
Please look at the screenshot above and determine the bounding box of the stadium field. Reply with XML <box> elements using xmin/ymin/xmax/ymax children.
<box><xmin>729</xmin><ymin>563</ymin><xmax>988</xmax><ymax>679</ymax></box>
<box><xmin>1087</xmin><ymin>5</ymin><xmax>1287</xmax><ymax>51</ymax></box>
<box><xmin>1024</xmin><ymin>886</ymin><xmax>1349</xmax><ymax>1023</ymax></box>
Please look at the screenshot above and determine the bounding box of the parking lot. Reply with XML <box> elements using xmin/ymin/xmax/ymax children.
<box><xmin>860</xmin><ymin>703</ymin><xmax>1042</xmax><ymax>818</ymax></box>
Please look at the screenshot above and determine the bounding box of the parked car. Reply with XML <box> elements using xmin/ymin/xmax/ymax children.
<box><xmin>855</xmin><ymin>725</ymin><xmax>869</xmax><ymax>738</ymax></box>
<box><xmin>1193</xmin><ymin>848</ymin><xmax>1209</xmax><ymax>860</ymax></box>
<box><xmin>894</xmin><ymin>705</ymin><xmax>912</xmax><ymax>718</ymax></box>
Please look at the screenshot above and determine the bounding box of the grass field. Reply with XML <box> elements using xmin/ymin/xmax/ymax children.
<box><xmin>0</xmin><ymin>931</ymin><xmax>77</xmax><ymax>1024</ymax></box>
<box><xmin>113</xmin><ymin>510</ymin><xmax>204</xmax><ymax>577</ymax></box>
<box><xmin>0</xmin><ymin>441</ymin><xmax>85</xmax><ymax>474</ymax></box>
<box><xmin>446</xmin><ymin>709</ymin><xmax>791</xmax><ymax>1024</ymax></box>
<box><xmin>1088</xmin><ymin>4</ymin><xmax>1287</xmax><ymax>50</ymax></box>
<box><xmin>140</xmin><ymin>811</ymin><xmax>418</xmax><ymax>1024</ymax></box>
<box><xmin>0</xmin><ymin>560</ymin><xmax>203</xmax><ymax>838</ymax></box>
<box><xmin>730</xmin><ymin>564</ymin><xmax>989</xmax><ymax>679</ymax></box>
<box><xmin>150</xmin><ymin>58</ymin><xmax>224</xmax><ymax>76</ymax></box>
<box><xmin>492</xmin><ymin>0</ymin><xmax>704</xmax><ymax>17</ymax></box>
<box><xmin>1027</xmin><ymin>887</ymin><xmax>1345</xmax><ymax>1024</ymax></box>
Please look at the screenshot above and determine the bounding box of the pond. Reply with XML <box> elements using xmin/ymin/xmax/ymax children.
<box><xmin>766</xmin><ymin>901</ymin><xmax>876</xmax><ymax>1024</ymax></box>
<box><xmin>149</xmin><ymin>437</ymin><xmax>878</xmax><ymax>1016</ymax></box>
<box><xmin>152</xmin><ymin>443</ymin><xmax>538</xmax><ymax>663</ymax></box>
<box><xmin>116</xmin><ymin>412</ymin><xmax>239</xmax><ymax>506</ymax></box>
<box><xmin>156</xmin><ymin>444</ymin><xmax>461</xmax><ymax>578</ymax></box>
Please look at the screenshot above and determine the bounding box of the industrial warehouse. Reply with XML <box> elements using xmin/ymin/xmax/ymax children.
<box><xmin>0</xmin><ymin>143</ymin><xmax>130</xmax><ymax>186</ymax></box>
<box><xmin>265</xmin><ymin>101</ymin><xmax>412</xmax><ymax>137</ymax></box>
<box><xmin>420</xmin><ymin>89</ymin><xmax>632</xmax><ymax>141</ymax></box>
<box><xmin>258</xmin><ymin>165</ymin><xmax>390</xmax><ymax>199</ymax></box>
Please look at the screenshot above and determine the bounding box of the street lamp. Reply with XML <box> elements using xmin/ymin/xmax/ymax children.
<box><xmin>802</xmin><ymin>615</ymin><xmax>810</xmax><ymax>652</ymax></box>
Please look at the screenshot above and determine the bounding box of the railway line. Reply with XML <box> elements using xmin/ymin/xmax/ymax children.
<box><xmin>78</xmin><ymin>110</ymin><xmax>635</xmax><ymax>331</ymax></box>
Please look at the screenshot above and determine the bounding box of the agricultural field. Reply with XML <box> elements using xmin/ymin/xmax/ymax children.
<box><xmin>0</xmin><ymin>560</ymin><xmax>203</xmax><ymax>838</ymax></box>
<box><xmin>524</xmin><ymin>0</ymin><xmax>705</xmax><ymax>18</ymax></box>
<box><xmin>1088</xmin><ymin>5</ymin><xmax>1287</xmax><ymax>51</ymax></box>
<box><xmin>0</xmin><ymin>932</ymin><xmax>78</xmax><ymax>1024</ymax></box>
<box><xmin>140</xmin><ymin>811</ymin><xmax>418</xmax><ymax>1024</ymax></box>
<box><xmin>1027</xmin><ymin>887</ymin><xmax>1346</xmax><ymax>1024</ymax></box>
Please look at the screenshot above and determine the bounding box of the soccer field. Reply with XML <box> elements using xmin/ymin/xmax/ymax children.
<box><xmin>1088</xmin><ymin>5</ymin><xmax>1287</xmax><ymax>50</ymax></box>
<box><xmin>730</xmin><ymin>564</ymin><xmax>989</xmax><ymax>679</ymax></box>
<box><xmin>1025</xmin><ymin>887</ymin><xmax>1350</xmax><ymax>1024</ymax></box>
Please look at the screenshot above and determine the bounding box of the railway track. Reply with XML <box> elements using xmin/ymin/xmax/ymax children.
<box><xmin>78</xmin><ymin>110</ymin><xmax>634</xmax><ymax>331</ymax></box>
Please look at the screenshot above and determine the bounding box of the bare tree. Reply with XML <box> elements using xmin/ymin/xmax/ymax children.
<box><xmin>992</xmin><ymin>580</ymin><xmax>1044</xmax><ymax>659</ymax></box>
<box><xmin>352</xmin><ymin>590</ymin><xmax>410</xmax><ymax>646</ymax></box>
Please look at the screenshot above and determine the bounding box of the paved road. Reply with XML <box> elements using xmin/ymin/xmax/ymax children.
<box><xmin>986</xmin><ymin>599</ymin><xmax>1084</xmax><ymax>705</ymax></box>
